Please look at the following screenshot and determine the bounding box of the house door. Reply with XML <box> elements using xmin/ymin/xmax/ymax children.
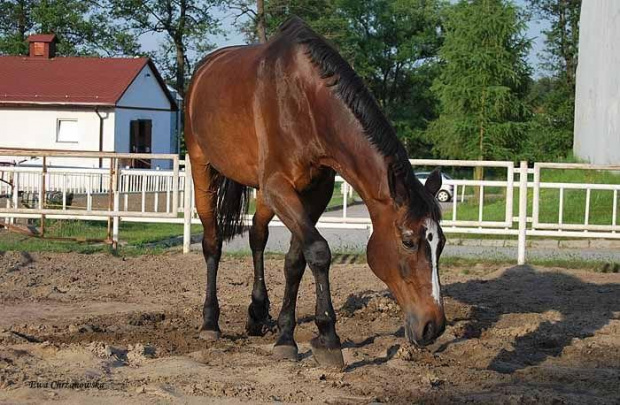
<box><xmin>129</xmin><ymin>119</ymin><xmax>152</xmax><ymax>169</ymax></box>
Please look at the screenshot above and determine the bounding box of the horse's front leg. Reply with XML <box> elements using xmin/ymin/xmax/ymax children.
<box><xmin>273</xmin><ymin>236</ymin><xmax>306</xmax><ymax>359</ymax></box>
<box><xmin>264</xmin><ymin>172</ymin><xmax>343</xmax><ymax>368</ymax></box>
<box><xmin>304</xmin><ymin>237</ymin><xmax>343</xmax><ymax>367</ymax></box>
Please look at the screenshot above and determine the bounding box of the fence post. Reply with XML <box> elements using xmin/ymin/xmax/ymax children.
<box><xmin>107</xmin><ymin>160</ymin><xmax>114</xmax><ymax>244</ymax></box>
<box><xmin>532</xmin><ymin>163</ymin><xmax>540</xmax><ymax>229</ymax></box>
<box><xmin>4</xmin><ymin>195</ymin><xmax>9</xmax><ymax>225</ymax></box>
<box><xmin>112</xmin><ymin>158</ymin><xmax>120</xmax><ymax>250</ymax></box>
<box><xmin>40</xmin><ymin>157</ymin><xmax>47</xmax><ymax>237</ymax></box>
<box><xmin>10</xmin><ymin>171</ymin><xmax>19</xmax><ymax>225</ymax></box>
<box><xmin>183</xmin><ymin>155</ymin><xmax>193</xmax><ymax>254</ymax></box>
<box><xmin>342</xmin><ymin>182</ymin><xmax>348</xmax><ymax>219</ymax></box>
<box><xmin>505</xmin><ymin>164</ymin><xmax>514</xmax><ymax>227</ymax></box>
<box><xmin>517</xmin><ymin>160</ymin><xmax>528</xmax><ymax>265</ymax></box>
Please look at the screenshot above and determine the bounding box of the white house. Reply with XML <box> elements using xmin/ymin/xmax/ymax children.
<box><xmin>0</xmin><ymin>34</ymin><xmax>179</xmax><ymax>169</ymax></box>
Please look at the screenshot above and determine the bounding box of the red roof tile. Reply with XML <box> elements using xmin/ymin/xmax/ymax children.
<box><xmin>0</xmin><ymin>56</ymin><xmax>176</xmax><ymax>109</ymax></box>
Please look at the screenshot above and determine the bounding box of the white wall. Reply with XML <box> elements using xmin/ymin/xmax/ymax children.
<box><xmin>117</xmin><ymin>64</ymin><xmax>171</xmax><ymax>110</ymax></box>
<box><xmin>0</xmin><ymin>107</ymin><xmax>115</xmax><ymax>168</ymax></box>
<box><xmin>574</xmin><ymin>1</ymin><xmax>620</xmax><ymax>164</ymax></box>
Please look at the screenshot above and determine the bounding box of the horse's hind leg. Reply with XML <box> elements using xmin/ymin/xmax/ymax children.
<box><xmin>246</xmin><ymin>191</ymin><xmax>275</xmax><ymax>336</ymax></box>
<box><xmin>191</xmin><ymin>159</ymin><xmax>223</xmax><ymax>341</ymax></box>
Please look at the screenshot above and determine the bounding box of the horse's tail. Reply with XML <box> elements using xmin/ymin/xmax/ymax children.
<box><xmin>210</xmin><ymin>168</ymin><xmax>250</xmax><ymax>241</ymax></box>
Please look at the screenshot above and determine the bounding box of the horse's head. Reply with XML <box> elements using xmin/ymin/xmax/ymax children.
<box><xmin>367</xmin><ymin>167</ymin><xmax>446</xmax><ymax>346</ymax></box>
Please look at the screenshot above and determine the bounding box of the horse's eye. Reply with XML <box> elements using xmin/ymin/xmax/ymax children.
<box><xmin>402</xmin><ymin>239</ymin><xmax>417</xmax><ymax>250</ymax></box>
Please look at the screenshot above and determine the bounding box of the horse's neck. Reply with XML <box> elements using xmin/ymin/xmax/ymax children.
<box><xmin>309</xmin><ymin>74</ymin><xmax>395</xmax><ymax>219</ymax></box>
<box><xmin>320</xmin><ymin>126</ymin><xmax>392</xmax><ymax>221</ymax></box>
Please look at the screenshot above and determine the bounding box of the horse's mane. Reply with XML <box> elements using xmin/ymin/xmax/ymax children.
<box><xmin>277</xmin><ymin>16</ymin><xmax>441</xmax><ymax>221</ymax></box>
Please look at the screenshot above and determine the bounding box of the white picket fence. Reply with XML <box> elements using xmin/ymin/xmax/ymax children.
<box><xmin>1</xmin><ymin>149</ymin><xmax>619</xmax><ymax>264</ymax></box>
<box><xmin>0</xmin><ymin>167</ymin><xmax>186</xmax><ymax>198</ymax></box>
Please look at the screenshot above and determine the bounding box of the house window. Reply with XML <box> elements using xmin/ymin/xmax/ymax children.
<box><xmin>56</xmin><ymin>119</ymin><xmax>79</xmax><ymax>143</ymax></box>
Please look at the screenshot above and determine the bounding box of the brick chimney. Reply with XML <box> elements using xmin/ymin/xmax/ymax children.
<box><xmin>27</xmin><ymin>34</ymin><xmax>57</xmax><ymax>58</ymax></box>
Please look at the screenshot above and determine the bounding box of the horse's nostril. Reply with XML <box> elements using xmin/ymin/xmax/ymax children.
<box><xmin>438</xmin><ymin>318</ymin><xmax>446</xmax><ymax>335</ymax></box>
<box><xmin>423</xmin><ymin>321</ymin><xmax>435</xmax><ymax>342</ymax></box>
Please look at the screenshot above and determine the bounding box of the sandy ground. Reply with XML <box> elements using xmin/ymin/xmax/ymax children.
<box><xmin>0</xmin><ymin>251</ymin><xmax>618</xmax><ymax>404</ymax></box>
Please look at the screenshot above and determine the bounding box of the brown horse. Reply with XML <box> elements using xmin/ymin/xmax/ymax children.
<box><xmin>185</xmin><ymin>17</ymin><xmax>446</xmax><ymax>367</ymax></box>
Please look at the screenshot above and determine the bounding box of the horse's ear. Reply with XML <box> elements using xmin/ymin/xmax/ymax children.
<box><xmin>425</xmin><ymin>168</ymin><xmax>442</xmax><ymax>197</ymax></box>
<box><xmin>388</xmin><ymin>164</ymin><xmax>408</xmax><ymax>206</ymax></box>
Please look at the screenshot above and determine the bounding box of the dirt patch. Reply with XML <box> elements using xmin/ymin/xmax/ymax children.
<box><xmin>0</xmin><ymin>251</ymin><xmax>619</xmax><ymax>404</ymax></box>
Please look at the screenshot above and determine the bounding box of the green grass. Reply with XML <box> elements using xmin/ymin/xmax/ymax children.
<box><xmin>454</xmin><ymin>167</ymin><xmax>620</xmax><ymax>226</ymax></box>
<box><xmin>0</xmin><ymin>220</ymin><xmax>203</xmax><ymax>255</ymax></box>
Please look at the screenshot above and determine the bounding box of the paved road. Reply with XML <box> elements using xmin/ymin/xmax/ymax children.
<box><xmin>218</xmin><ymin>227</ymin><xmax>620</xmax><ymax>262</ymax></box>
<box><xmin>194</xmin><ymin>203</ymin><xmax>620</xmax><ymax>262</ymax></box>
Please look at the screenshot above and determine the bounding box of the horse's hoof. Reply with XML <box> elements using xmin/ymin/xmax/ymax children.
<box><xmin>247</xmin><ymin>304</ymin><xmax>272</xmax><ymax>337</ymax></box>
<box><xmin>246</xmin><ymin>324</ymin><xmax>263</xmax><ymax>337</ymax></box>
<box><xmin>199</xmin><ymin>330</ymin><xmax>221</xmax><ymax>342</ymax></box>
<box><xmin>246</xmin><ymin>320</ymin><xmax>269</xmax><ymax>337</ymax></box>
<box><xmin>311</xmin><ymin>346</ymin><xmax>345</xmax><ymax>369</ymax></box>
<box><xmin>273</xmin><ymin>344</ymin><xmax>298</xmax><ymax>361</ymax></box>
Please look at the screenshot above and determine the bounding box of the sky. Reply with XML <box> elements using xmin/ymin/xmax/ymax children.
<box><xmin>139</xmin><ymin>0</ymin><xmax>550</xmax><ymax>75</ymax></box>
<box><xmin>138</xmin><ymin>8</ymin><xmax>247</xmax><ymax>55</ymax></box>
<box><xmin>524</xmin><ymin>2</ymin><xmax>551</xmax><ymax>75</ymax></box>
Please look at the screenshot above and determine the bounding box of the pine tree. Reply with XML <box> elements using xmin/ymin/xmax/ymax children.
<box><xmin>428</xmin><ymin>0</ymin><xmax>531</xmax><ymax>183</ymax></box>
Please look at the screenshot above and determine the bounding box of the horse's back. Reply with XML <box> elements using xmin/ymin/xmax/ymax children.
<box><xmin>186</xmin><ymin>35</ymin><xmax>321</xmax><ymax>190</ymax></box>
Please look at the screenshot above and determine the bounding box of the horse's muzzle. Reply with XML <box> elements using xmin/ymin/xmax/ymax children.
<box><xmin>404</xmin><ymin>313</ymin><xmax>446</xmax><ymax>346</ymax></box>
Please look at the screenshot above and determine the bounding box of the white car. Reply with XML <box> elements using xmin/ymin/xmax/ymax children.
<box><xmin>416</xmin><ymin>172</ymin><xmax>454</xmax><ymax>202</ymax></box>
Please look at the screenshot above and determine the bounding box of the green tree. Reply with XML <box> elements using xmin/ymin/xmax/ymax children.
<box><xmin>0</xmin><ymin>0</ymin><xmax>34</xmax><ymax>54</ymax></box>
<box><xmin>233</xmin><ymin>0</ymin><xmax>445</xmax><ymax>157</ymax></box>
<box><xmin>233</xmin><ymin>0</ymin><xmax>338</xmax><ymax>44</ymax></box>
<box><xmin>522</xmin><ymin>76</ymin><xmax>574</xmax><ymax>161</ymax></box>
<box><xmin>527</xmin><ymin>0</ymin><xmax>580</xmax><ymax>87</ymax></box>
<box><xmin>229</xmin><ymin>0</ymin><xmax>270</xmax><ymax>43</ymax></box>
<box><xmin>334</xmin><ymin>0</ymin><xmax>445</xmax><ymax>157</ymax></box>
<box><xmin>428</xmin><ymin>0</ymin><xmax>531</xmax><ymax>177</ymax></box>
<box><xmin>107</xmin><ymin>0</ymin><xmax>221</xmax><ymax>99</ymax></box>
<box><xmin>524</xmin><ymin>0</ymin><xmax>580</xmax><ymax>161</ymax></box>
<box><xmin>0</xmin><ymin>0</ymin><xmax>139</xmax><ymax>56</ymax></box>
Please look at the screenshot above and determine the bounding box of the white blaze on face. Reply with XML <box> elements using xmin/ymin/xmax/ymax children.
<box><xmin>424</xmin><ymin>218</ymin><xmax>442</xmax><ymax>305</ymax></box>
